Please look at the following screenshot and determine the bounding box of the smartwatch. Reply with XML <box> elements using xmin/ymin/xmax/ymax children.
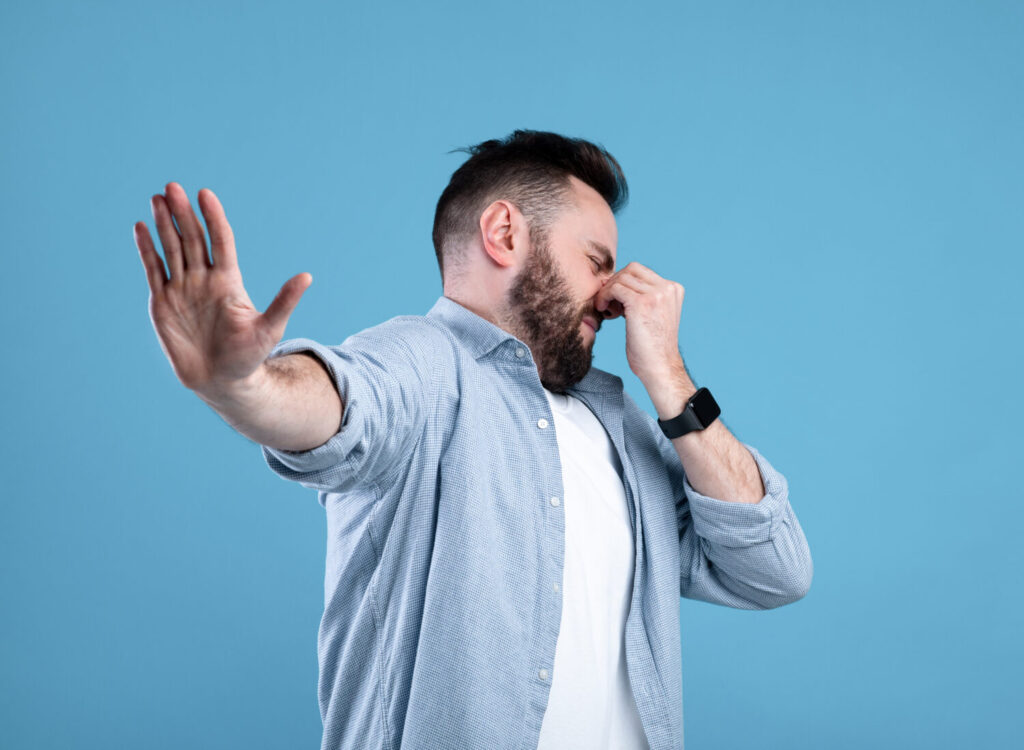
<box><xmin>657</xmin><ymin>387</ymin><xmax>721</xmax><ymax>439</ymax></box>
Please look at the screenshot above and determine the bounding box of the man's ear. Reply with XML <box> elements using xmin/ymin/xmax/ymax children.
<box><xmin>479</xmin><ymin>199</ymin><xmax>527</xmax><ymax>269</ymax></box>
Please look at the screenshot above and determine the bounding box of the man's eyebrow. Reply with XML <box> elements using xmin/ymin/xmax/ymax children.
<box><xmin>587</xmin><ymin>240</ymin><xmax>616</xmax><ymax>272</ymax></box>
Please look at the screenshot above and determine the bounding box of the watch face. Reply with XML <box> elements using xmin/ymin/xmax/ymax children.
<box><xmin>691</xmin><ymin>388</ymin><xmax>721</xmax><ymax>426</ymax></box>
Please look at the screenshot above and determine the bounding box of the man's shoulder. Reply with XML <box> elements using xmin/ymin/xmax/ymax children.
<box><xmin>352</xmin><ymin>312</ymin><xmax>447</xmax><ymax>337</ymax></box>
<box><xmin>344</xmin><ymin>313</ymin><xmax>459</xmax><ymax>363</ymax></box>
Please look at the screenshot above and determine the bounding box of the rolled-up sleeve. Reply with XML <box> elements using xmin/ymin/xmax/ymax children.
<box><xmin>678</xmin><ymin>442</ymin><xmax>813</xmax><ymax>609</ymax></box>
<box><xmin>261</xmin><ymin>319</ymin><xmax>446</xmax><ymax>494</ymax></box>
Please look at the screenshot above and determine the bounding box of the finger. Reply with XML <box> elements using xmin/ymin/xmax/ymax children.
<box><xmin>596</xmin><ymin>274</ymin><xmax>647</xmax><ymax>313</ymax></box>
<box><xmin>600</xmin><ymin>298</ymin><xmax>625</xmax><ymax>320</ymax></box>
<box><xmin>600</xmin><ymin>264</ymin><xmax>655</xmax><ymax>295</ymax></box>
<box><xmin>151</xmin><ymin>194</ymin><xmax>184</xmax><ymax>282</ymax></box>
<box><xmin>164</xmin><ymin>182</ymin><xmax>211</xmax><ymax>271</ymax></box>
<box><xmin>260</xmin><ymin>272</ymin><xmax>313</xmax><ymax>338</ymax></box>
<box><xmin>616</xmin><ymin>273</ymin><xmax>655</xmax><ymax>293</ymax></box>
<box><xmin>597</xmin><ymin>287</ymin><xmax>631</xmax><ymax>319</ymax></box>
<box><xmin>133</xmin><ymin>221</ymin><xmax>168</xmax><ymax>294</ymax></box>
<box><xmin>197</xmin><ymin>188</ymin><xmax>238</xmax><ymax>270</ymax></box>
<box><xmin>595</xmin><ymin>284</ymin><xmax>640</xmax><ymax>321</ymax></box>
<box><xmin>620</xmin><ymin>261</ymin><xmax>664</xmax><ymax>285</ymax></box>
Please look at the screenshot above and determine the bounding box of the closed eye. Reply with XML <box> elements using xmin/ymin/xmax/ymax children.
<box><xmin>589</xmin><ymin>256</ymin><xmax>602</xmax><ymax>272</ymax></box>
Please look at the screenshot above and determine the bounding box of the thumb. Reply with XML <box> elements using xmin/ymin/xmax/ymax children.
<box><xmin>261</xmin><ymin>272</ymin><xmax>312</xmax><ymax>337</ymax></box>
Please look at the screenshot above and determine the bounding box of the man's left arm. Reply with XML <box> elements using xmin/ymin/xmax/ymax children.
<box><xmin>596</xmin><ymin>263</ymin><xmax>813</xmax><ymax>607</ymax></box>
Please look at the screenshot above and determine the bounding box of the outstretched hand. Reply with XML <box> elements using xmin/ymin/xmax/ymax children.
<box><xmin>133</xmin><ymin>182</ymin><xmax>311</xmax><ymax>395</ymax></box>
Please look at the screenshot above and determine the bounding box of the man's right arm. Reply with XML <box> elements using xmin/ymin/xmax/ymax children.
<box><xmin>134</xmin><ymin>181</ymin><xmax>337</xmax><ymax>454</ymax></box>
<box><xmin>195</xmin><ymin>351</ymin><xmax>343</xmax><ymax>453</ymax></box>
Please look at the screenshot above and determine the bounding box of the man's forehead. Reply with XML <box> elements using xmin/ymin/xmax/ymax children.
<box><xmin>568</xmin><ymin>176</ymin><xmax>616</xmax><ymax>224</ymax></box>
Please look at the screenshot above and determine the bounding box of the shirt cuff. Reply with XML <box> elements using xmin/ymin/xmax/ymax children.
<box><xmin>682</xmin><ymin>442</ymin><xmax>788</xmax><ymax>546</ymax></box>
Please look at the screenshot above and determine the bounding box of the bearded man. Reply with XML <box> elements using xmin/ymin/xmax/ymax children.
<box><xmin>134</xmin><ymin>129</ymin><xmax>813</xmax><ymax>750</ymax></box>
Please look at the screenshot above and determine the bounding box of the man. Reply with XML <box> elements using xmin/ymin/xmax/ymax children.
<box><xmin>134</xmin><ymin>129</ymin><xmax>812</xmax><ymax>750</ymax></box>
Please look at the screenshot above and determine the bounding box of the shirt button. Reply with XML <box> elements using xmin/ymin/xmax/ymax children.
<box><xmin>538</xmin><ymin>668</ymin><xmax>549</xmax><ymax>681</ymax></box>
<box><xmin>515</xmin><ymin>347</ymin><xmax>526</xmax><ymax>358</ymax></box>
<box><xmin>549</xmin><ymin>496</ymin><xmax>560</xmax><ymax>507</ymax></box>
<box><xmin>537</xmin><ymin>418</ymin><xmax>549</xmax><ymax>429</ymax></box>
<box><xmin>553</xmin><ymin>582</ymin><xmax>560</xmax><ymax>593</ymax></box>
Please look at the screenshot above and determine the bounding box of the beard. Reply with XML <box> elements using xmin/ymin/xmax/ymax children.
<box><xmin>503</xmin><ymin>232</ymin><xmax>597</xmax><ymax>393</ymax></box>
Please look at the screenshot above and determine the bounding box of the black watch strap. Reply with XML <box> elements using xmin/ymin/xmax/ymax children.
<box><xmin>657</xmin><ymin>387</ymin><xmax>721</xmax><ymax>439</ymax></box>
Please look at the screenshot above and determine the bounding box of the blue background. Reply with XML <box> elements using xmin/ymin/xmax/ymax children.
<box><xmin>2</xmin><ymin>1</ymin><xmax>1021</xmax><ymax>747</ymax></box>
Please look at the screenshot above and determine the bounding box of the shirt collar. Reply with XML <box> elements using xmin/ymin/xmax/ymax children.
<box><xmin>426</xmin><ymin>295</ymin><xmax>622</xmax><ymax>396</ymax></box>
<box><xmin>426</xmin><ymin>295</ymin><xmax>516</xmax><ymax>360</ymax></box>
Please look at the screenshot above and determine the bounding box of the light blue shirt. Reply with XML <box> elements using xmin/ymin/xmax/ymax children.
<box><xmin>262</xmin><ymin>295</ymin><xmax>813</xmax><ymax>750</ymax></box>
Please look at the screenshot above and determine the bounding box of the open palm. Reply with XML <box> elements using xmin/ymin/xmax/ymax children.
<box><xmin>133</xmin><ymin>183</ymin><xmax>311</xmax><ymax>394</ymax></box>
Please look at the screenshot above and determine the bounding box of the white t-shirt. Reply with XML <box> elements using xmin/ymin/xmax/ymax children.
<box><xmin>536</xmin><ymin>388</ymin><xmax>649</xmax><ymax>750</ymax></box>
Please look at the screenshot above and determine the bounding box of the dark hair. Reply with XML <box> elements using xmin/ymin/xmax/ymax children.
<box><xmin>431</xmin><ymin>129</ymin><xmax>628</xmax><ymax>279</ymax></box>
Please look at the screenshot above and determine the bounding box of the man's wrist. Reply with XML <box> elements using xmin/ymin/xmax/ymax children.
<box><xmin>644</xmin><ymin>363</ymin><xmax>698</xmax><ymax>420</ymax></box>
<box><xmin>194</xmin><ymin>361</ymin><xmax>270</xmax><ymax>411</ymax></box>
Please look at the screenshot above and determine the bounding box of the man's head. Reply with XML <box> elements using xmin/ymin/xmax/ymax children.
<box><xmin>432</xmin><ymin>130</ymin><xmax>628</xmax><ymax>392</ymax></box>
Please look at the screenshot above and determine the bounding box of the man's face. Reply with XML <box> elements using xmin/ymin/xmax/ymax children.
<box><xmin>504</xmin><ymin>177</ymin><xmax>618</xmax><ymax>392</ymax></box>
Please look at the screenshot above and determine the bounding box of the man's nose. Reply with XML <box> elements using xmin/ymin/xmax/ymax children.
<box><xmin>595</xmin><ymin>278</ymin><xmax>611</xmax><ymax>317</ymax></box>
